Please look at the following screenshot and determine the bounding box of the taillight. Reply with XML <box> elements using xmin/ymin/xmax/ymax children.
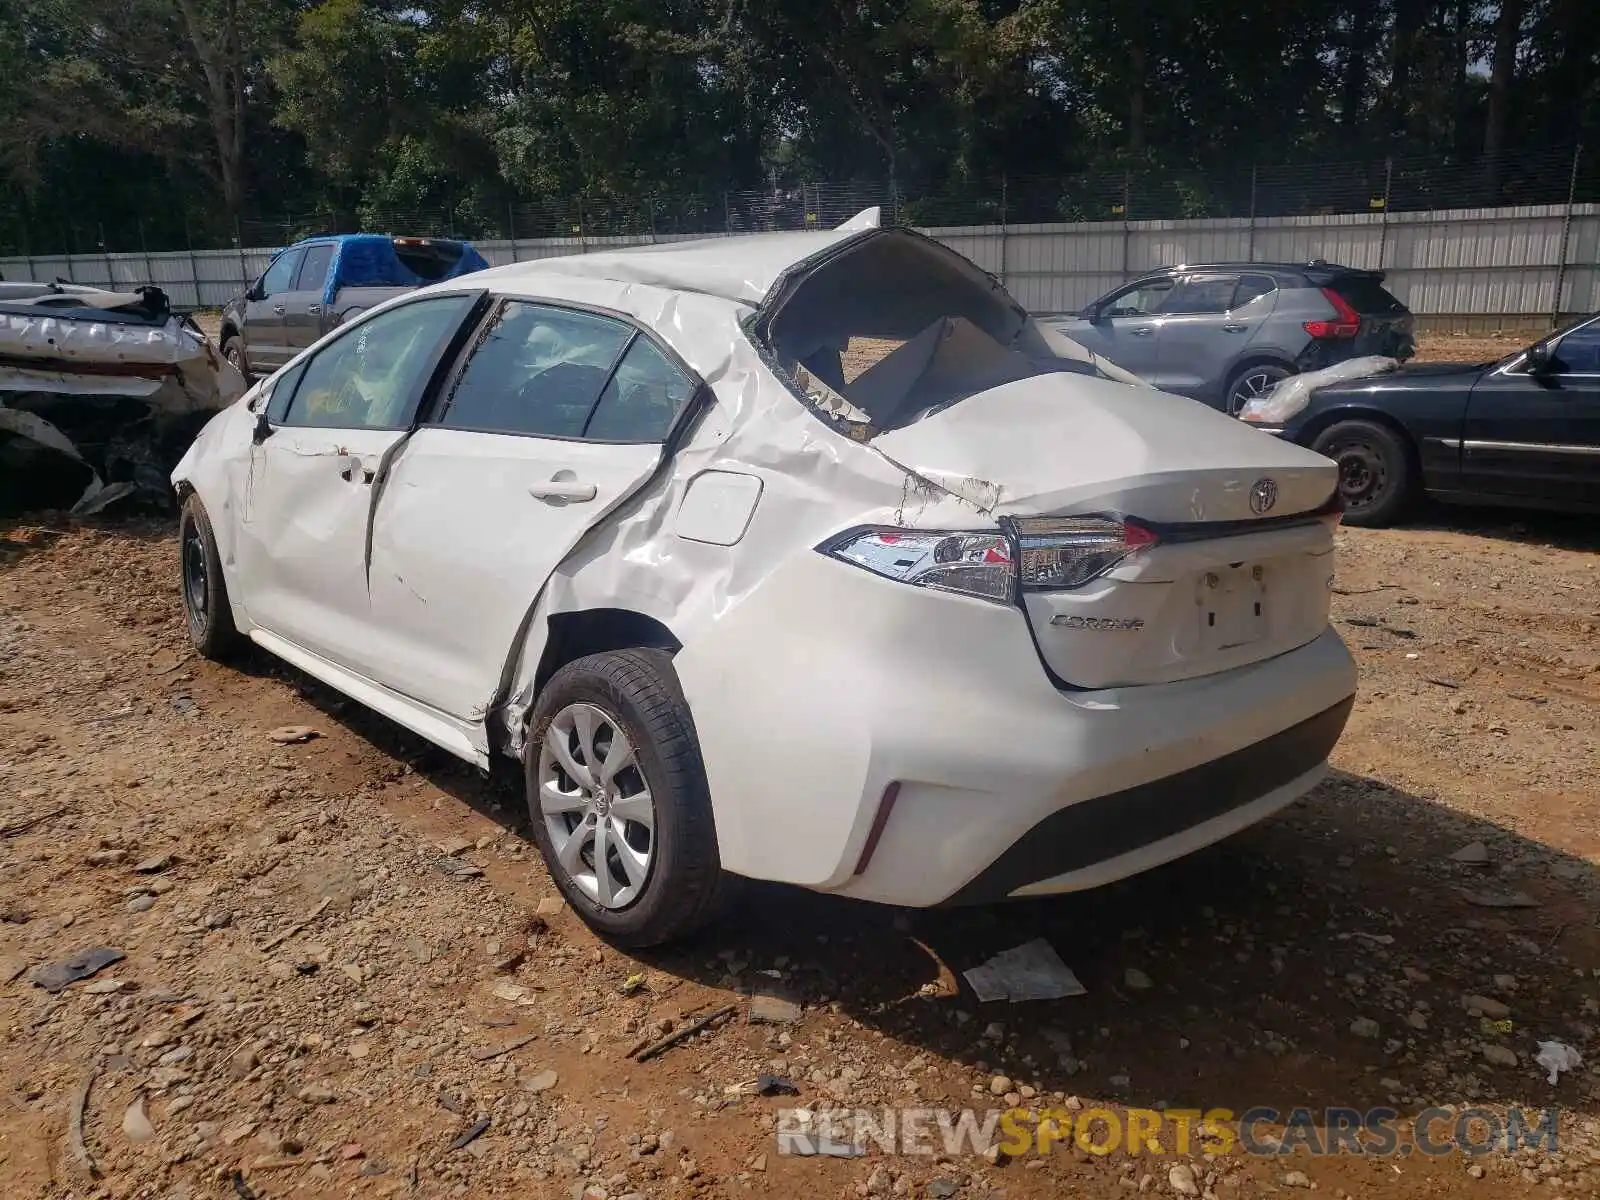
<box><xmin>1012</xmin><ymin>515</ymin><xmax>1160</xmax><ymax>590</ymax></box>
<box><xmin>1303</xmin><ymin>288</ymin><xmax>1362</xmax><ymax>339</ymax></box>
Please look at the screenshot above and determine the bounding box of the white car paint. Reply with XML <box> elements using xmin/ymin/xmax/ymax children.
<box><xmin>174</xmin><ymin>214</ymin><xmax>1357</xmax><ymax>911</ymax></box>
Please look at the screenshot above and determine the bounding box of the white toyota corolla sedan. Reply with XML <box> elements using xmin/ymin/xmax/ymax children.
<box><xmin>173</xmin><ymin>213</ymin><xmax>1357</xmax><ymax>945</ymax></box>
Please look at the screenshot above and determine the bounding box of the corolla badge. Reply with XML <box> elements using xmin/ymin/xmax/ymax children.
<box><xmin>1249</xmin><ymin>478</ymin><xmax>1279</xmax><ymax>515</ymax></box>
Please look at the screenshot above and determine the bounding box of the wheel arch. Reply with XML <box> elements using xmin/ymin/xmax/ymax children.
<box><xmin>1298</xmin><ymin>405</ymin><xmax>1423</xmax><ymax>475</ymax></box>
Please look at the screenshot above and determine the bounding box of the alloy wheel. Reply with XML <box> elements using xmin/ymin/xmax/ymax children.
<box><xmin>1228</xmin><ymin>369</ymin><xmax>1279</xmax><ymax>416</ymax></box>
<box><xmin>537</xmin><ymin>703</ymin><xmax>656</xmax><ymax>909</ymax></box>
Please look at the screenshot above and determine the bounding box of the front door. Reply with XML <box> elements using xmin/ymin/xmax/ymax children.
<box><xmin>244</xmin><ymin>248</ymin><xmax>304</xmax><ymax>372</ymax></box>
<box><xmin>365</xmin><ymin>299</ymin><xmax>700</xmax><ymax>720</ymax></box>
<box><xmin>233</xmin><ymin>292</ymin><xmax>480</xmax><ymax>666</ymax></box>
<box><xmin>281</xmin><ymin>241</ymin><xmax>336</xmax><ymax>354</ymax></box>
<box><xmin>1058</xmin><ymin>277</ymin><xmax>1173</xmax><ymax>380</ymax></box>
<box><xmin>1461</xmin><ymin>318</ymin><xmax>1600</xmax><ymax>508</ymax></box>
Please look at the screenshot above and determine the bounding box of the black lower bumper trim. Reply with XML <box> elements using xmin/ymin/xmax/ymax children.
<box><xmin>942</xmin><ymin>694</ymin><xmax>1355</xmax><ymax>906</ymax></box>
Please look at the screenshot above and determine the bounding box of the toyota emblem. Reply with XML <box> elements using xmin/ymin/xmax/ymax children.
<box><xmin>1250</xmin><ymin>478</ymin><xmax>1279</xmax><ymax>514</ymax></box>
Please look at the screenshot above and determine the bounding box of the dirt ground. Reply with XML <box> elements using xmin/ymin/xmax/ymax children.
<box><xmin>3</xmin><ymin>320</ymin><xmax>1598</xmax><ymax>1200</ymax></box>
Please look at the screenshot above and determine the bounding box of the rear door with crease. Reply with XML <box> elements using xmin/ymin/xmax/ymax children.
<box><xmin>366</xmin><ymin>299</ymin><xmax>700</xmax><ymax>719</ymax></box>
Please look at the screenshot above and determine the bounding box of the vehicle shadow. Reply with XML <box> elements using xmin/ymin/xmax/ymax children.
<box><xmin>249</xmin><ymin>651</ymin><xmax>1599</xmax><ymax>1124</ymax></box>
<box><xmin>1402</xmin><ymin>501</ymin><xmax>1600</xmax><ymax>553</ymax></box>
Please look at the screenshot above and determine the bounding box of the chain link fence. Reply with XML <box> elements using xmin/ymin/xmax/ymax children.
<box><xmin>1</xmin><ymin>145</ymin><xmax>1592</xmax><ymax>258</ymax></box>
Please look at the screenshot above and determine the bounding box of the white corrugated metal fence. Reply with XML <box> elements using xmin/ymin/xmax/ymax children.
<box><xmin>2</xmin><ymin>203</ymin><xmax>1595</xmax><ymax>328</ymax></box>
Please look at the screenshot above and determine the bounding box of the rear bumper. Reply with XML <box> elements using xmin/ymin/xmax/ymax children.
<box><xmin>675</xmin><ymin>551</ymin><xmax>1357</xmax><ymax>907</ymax></box>
<box><xmin>942</xmin><ymin>694</ymin><xmax>1352</xmax><ymax>904</ymax></box>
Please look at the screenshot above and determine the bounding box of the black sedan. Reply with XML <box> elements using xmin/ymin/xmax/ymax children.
<box><xmin>1243</xmin><ymin>313</ymin><xmax>1600</xmax><ymax>526</ymax></box>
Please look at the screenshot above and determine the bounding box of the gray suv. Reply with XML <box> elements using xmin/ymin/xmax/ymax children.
<box><xmin>1053</xmin><ymin>262</ymin><xmax>1416</xmax><ymax>414</ymax></box>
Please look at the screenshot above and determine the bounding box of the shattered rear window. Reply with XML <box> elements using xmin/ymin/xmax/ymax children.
<box><xmin>393</xmin><ymin>240</ymin><xmax>468</xmax><ymax>281</ymax></box>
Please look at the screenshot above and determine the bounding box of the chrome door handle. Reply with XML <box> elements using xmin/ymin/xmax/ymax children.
<box><xmin>306</xmin><ymin>303</ymin><xmax>323</xmax><ymax>316</ymax></box>
<box><xmin>272</xmin><ymin>303</ymin><xmax>286</xmax><ymax>315</ymax></box>
<box><xmin>1129</xmin><ymin>327</ymin><xmax>1154</xmax><ymax>337</ymax></box>
<box><xmin>1222</xmin><ymin>323</ymin><xmax>1248</xmax><ymax>333</ymax></box>
<box><xmin>528</xmin><ymin>478</ymin><xmax>597</xmax><ymax>502</ymax></box>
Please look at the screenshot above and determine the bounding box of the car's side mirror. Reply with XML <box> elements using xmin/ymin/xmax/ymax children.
<box><xmin>252</xmin><ymin>411</ymin><xmax>275</xmax><ymax>445</ymax></box>
<box><xmin>1524</xmin><ymin>342</ymin><xmax>1553</xmax><ymax>376</ymax></box>
<box><xmin>1084</xmin><ymin>304</ymin><xmax>1109</xmax><ymax>323</ymax></box>
<box><xmin>247</xmin><ymin>279</ymin><xmax>264</xmax><ymax>302</ymax></box>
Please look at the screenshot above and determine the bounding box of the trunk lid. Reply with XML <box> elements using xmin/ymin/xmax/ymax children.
<box><xmin>874</xmin><ymin>373</ymin><xmax>1340</xmax><ymax>688</ymax></box>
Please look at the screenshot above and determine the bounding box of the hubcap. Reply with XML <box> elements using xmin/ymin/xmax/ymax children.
<box><xmin>1329</xmin><ymin>441</ymin><xmax>1387</xmax><ymax>509</ymax></box>
<box><xmin>181</xmin><ymin>524</ymin><xmax>208</xmax><ymax>621</ymax></box>
<box><xmin>537</xmin><ymin>703</ymin><xmax>655</xmax><ymax>910</ymax></box>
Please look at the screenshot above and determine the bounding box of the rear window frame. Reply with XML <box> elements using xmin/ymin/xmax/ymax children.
<box><xmin>1326</xmin><ymin>274</ymin><xmax>1407</xmax><ymax>314</ymax></box>
<box><xmin>420</xmin><ymin>294</ymin><xmax>708</xmax><ymax>446</ymax></box>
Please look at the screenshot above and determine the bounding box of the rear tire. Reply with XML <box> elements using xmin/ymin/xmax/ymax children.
<box><xmin>524</xmin><ymin>649</ymin><xmax>732</xmax><ymax>947</ymax></box>
<box><xmin>1312</xmin><ymin>419</ymin><xmax>1416</xmax><ymax>527</ymax></box>
<box><xmin>1224</xmin><ymin>362</ymin><xmax>1293</xmax><ymax>416</ymax></box>
<box><xmin>179</xmin><ymin>495</ymin><xmax>245</xmax><ymax>660</ymax></box>
<box><xmin>221</xmin><ymin>336</ymin><xmax>252</xmax><ymax>385</ymax></box>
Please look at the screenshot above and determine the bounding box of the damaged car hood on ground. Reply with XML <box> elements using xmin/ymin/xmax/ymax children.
<box><xmin>0</xmin><ymin>284</ymin><xmax>244</xmax><ymax>515</ymax></box>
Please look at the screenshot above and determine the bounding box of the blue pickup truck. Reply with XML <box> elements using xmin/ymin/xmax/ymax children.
<box><xmin>219</xmin><ymin>234</ymin><xmax>489</xmax><ymax>382</ymax></box>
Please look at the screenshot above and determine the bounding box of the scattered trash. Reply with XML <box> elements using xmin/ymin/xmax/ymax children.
<box><xmin>32</xmin><ymin>947</ymin><xmax>125</xmax><ymax>993</ymax></box>
<box><xmin>1449</xmin><ymin>841</ymin><xmax>1491</xmax><ymax>865</ymax></box>
<box><xmin>231</xmin><ymin>1170</ymin><xmax>258</xmax><ymax>1200</ymax></box>
<box><xmin>1462</xmin><ymin>889</ymin><xmax>1539</xmax><ymax>908</ymax></box>
<box><xmin>632</xmin><ymin>1003</ymin><xmax>738</xmax><ymax>1062</ymax></box>
<box><xmin>757</xmin><ymin>1074</ymin><xmax>800</xmax><ymax>1096</ymax></box>
<box><xmin>748</xmin><ymin>990</ymin><xmax>803</xmax><ymax>1024</ymax></box>
<box><xmin>962</xmin><ymin>938</ymin><xmax>1087</xmax><ymax>1003</ymax></box>
<box><xmin>620</xmin><ymin>971</ymin><xmax>648</xmax><ymax>996</ymax></box>
<box><xmin>0</xmin><ymin>803</ymin><xmax>70</xmax><ymax>839</ymax></box>
<box><xmin>267</xmin><ymin>725</ymin><xmax>320</xmax><ymax>745</ymax></box>
<box><xmin>1535</xmin><ymin>1040</ymin><xmax>1582</xmax><ymax>1084</ymax></box>
<box><xmin>169</xmin><ymin>693</ymin><xmax>198</xmax><ymax>717</ymax></box>
<box><xmin>448</xmin><ymin>1115</ymin><xmax>492</xmax><ymax>1151</ymax></box>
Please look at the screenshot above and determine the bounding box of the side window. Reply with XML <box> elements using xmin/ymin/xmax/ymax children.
<box><xmin>439</xmin><ymin>301</ymin><xmax>632</xmax><ymax>437</ymax></box>
<box><xmin>263</xmin><ymin>359</ymin><xmax>309</xmax><ymax>421</ymax></box>
<box><xmin>294</xmin><ymin>244</ymin><xmax>334</xmax><ymax>292</ymax></box>
<box><xmin>284</xmin><ymin>294</ymin><xmax>474</xmax><ymax>429</ymax></box>
<box><xmin>586</xmin><ymin>337</ymin><xmax>697</xmax><ymax>442</ymax></box>
<box><xmin>1104</xmin><ymin>279</ymin><xmax>1173</xmax><ymax>317</ymax></box>
<box><xmin>1549</xmin><ymin>324</ymin><xmax>1600</xmax><ymax>374</ymax></box>
<box><xmin>1234</xmin><ymin>274</ymin><xmax>1278</xmax><ymax>308</ymax></box>
<box><xmin>1163</xmin><ymin>275</ymin><xmax>1239</xmax><ymax>315</ymax></box>
<box><xmin>259</xmin><ymin>250</ymin><xmax>303</xmax><ymax>298</ymax></box>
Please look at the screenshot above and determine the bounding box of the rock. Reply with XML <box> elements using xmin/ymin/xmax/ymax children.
<box><xmin>1124</xmin><ymin>968</ymin><xmax>1154</xmax><ymax>990</ymax></box>
<box><xmin>1350</xmin><ymin>1017</ymin><xmax>1381</xmax><ymax>1039</ymax></box>
<box><xmin>123</xmin><ymin>1097</ymin><xmax>156</xmax><ymax>1143</ymax></box>
<box><xmin>1403</xmin><ymin>966</ymin><xmax>1431</xmax><ymax>984</ymax></box>
<box><xmin>297</xmin><ymin>1083</ymin><xmax>337</xmax><ymax>1104</ymax></box>
<box><xmin>989</xmin><ymin>1075</ymin><xmax>1013</xmax><ymax>1096</ymax></box>
<box><xmin>927</xmin><ymin>1181</ymin><xmax>959</xmax><ymax>1200</ymax></box>
<box><xmin>84</xmin><ymin>978</ymin><xmax>124</xmax><ymax>995</ymax></box>
<box><xmin>1467</xmin><ymin>1163</ymin><xmax>1485</xmax><ymax>1179</ymax></box>
<box><xmin>536</xmin><ymin>896</ymin><xmax>567</xmax><ymax>917</ymax></box>
<box><xmin>524</xmin><ymin>1069</ymin><xmax>559</xmax><ymax>1094</ymax></box>
<box><xmin>436</xmin><ymin>856</ymin><xmax>484</xmax><ymax>879</ymax></box>
<box><xmin>341</xmin><ymin>1143</ymin><xmax>366</xmax><ymax>1160</ymax></box>
<box><xmin>1463</xmin><ymin>995</ymin><xmax>1511</xmax><ymax>1019</ymax></box>
<box><xmin>126</xmin><ymin>894</ymin><xmax>156</xmax><ymax>914</ymax></box>
<box><xmin>203</xmin><ymin>910</ymin><xmax>232</xmax><ymax>930</ymax></box>
<box><xmin>132</xmin><ymin>853</ymin><xmax>174</xmax><ymax>873</ymax></box>
<box><xmin>1168</xmin><ymin>1164</ymin><xmax>1200</xmax><ymax>1195</ymax></box>
<box><xmin>1281</xmin><ymin>1170</ymin><xmax>1311</xmax><ymax>1188</ymax></box>
<box><xmin>1450</xmin><ymin>841</ymin><xmax>1491</xmax><ymax>864</ymax></box>
<box><xmin>228</xmin><ymin>1046</ymin><xmax>260</xmax><ymax>1080</ymax></box>
<box><xmin>437</xmin><ymin>836</ymin><xmax>473</xmax><ymax>856</ymax></box>
<box><xmin>1462</xmin><ymin>890</ymin><xmax>1539</xmax><ymax>909</ymax></box>
<box><xmin>866</xmin><ymin>1164</ymin><xmax>892</xmax><ymax>1194</ymax></box>
<box><xmin>1481</xmin><ymin>1045</ymin><xmax>1519</xmax><ymax>1068</ymax></box>
<box><xmin>749</xmin><ymin>1153</ymin><xmax>767</xmax><ymax>1172</ymax></box>
<box><xmin>88</xmin><ymin>849</ymin><xmax>129</xmax><ymax>867</ymax></box>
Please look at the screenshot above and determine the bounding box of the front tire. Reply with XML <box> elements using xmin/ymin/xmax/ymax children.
<box><xmin>524</xmin><ymin>649</ymin><xmax>730</xmax><ymax>947</ymax></box>
<box><xmin>1312</xmin><ymin>419</ymin><xmax>1416</xmax><ymax>527</ymax></box>
<box><xmin>179</xmin><ymin>495</ymin><xmax>245</xmax><ymax>660</ymax></box>
<box><xmin>221</xmin><ymin>336</ymin><xmax>252</xmax><ymax>385</ymax></box>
